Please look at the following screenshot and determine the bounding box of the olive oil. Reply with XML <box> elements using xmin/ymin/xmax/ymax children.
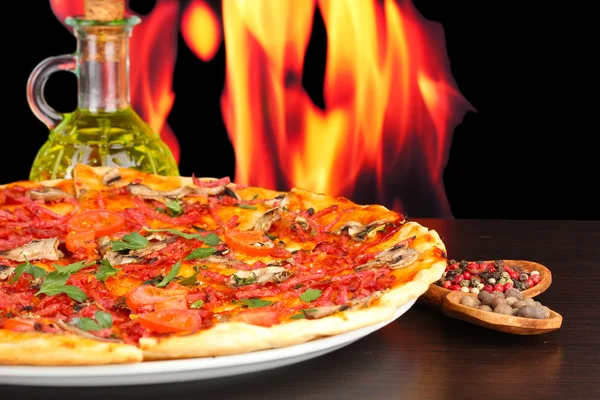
<box><xmin>30</xmin><ymin>108</ymin><xmax>178</xmax><ymax>181</ymax></box>
<box><xmin>27</xmin><ymin>16</ymin><xmax>179</xmax><ymax>181</ymax></box>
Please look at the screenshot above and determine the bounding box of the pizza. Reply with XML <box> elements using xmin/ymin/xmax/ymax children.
<box><xmin>0</xmin><ymin>164</ymin><xmax>447</xmax><ymax>365</ymax></box>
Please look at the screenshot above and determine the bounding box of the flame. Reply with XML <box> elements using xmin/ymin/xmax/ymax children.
<box><xmin>182</xmin><ymin>0</ymin><xmax>222</xmax><ymax>62</ymax></box>
<box><xmin>219</xmin><ymin>0</ymin><xmax>473</xmax><ymax>217</ymax></box>
<box><xmin>48</xmin><ymin>0</ymin><xmax>180</xmax><ymax>163</ymax></box>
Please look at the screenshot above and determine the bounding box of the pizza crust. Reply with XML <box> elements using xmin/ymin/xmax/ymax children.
<box><xmin>0</xmin><ymin>330</ymin><xmax>142</xmax><ymax>365</ymax></box>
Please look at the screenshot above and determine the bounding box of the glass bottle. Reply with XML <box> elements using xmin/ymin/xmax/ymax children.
<box><xmin>27</xmin><ymin>16</ymin><xmax>179</xmax><ymax>181</ymax></box>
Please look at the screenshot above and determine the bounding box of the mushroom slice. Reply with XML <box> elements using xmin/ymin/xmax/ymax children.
<box><xmin>101</xmin><ymin>236</ymin><xmax>176</xmax><ymax>266</ymax></box>
<box><xmin>0</xmin><ymin>265</ymin><xmax>15</xmax><ymax>281</ymax></box>
<box><xmin>102</xmin><ymin>169</ymin><xmax>122</xmax><ymax>186</ymax></box>
<box><xmin>337</xmin><ymin>220</ymin><xmax>391</xmax><ymax>240</ymax></box>
<box><xmin>264</xmin><ymin>195</ymin><xmax>289</xmax><ymax>208</ymax></box>
<box><xmin>355</xmin><ymin>244</ymin><xmax>420</xmax><ymax>272</ymax></box>
<box><xmin>229</xmin><ymin>266</ymin><xmax>292</xmax><ymax>287</ymax></box>
<box><xmin>203</xmin><ymin>255</ymin><xmax>248</xmax><ymax>269</ymax></box>
<box><xmin>127</xmin><ymin>183</ymin><xmax>225</xmax><ymax>200</ymax></box>
<box><xmin>27</xmin><ymin>187</ymin><xmax>73</xmax><ymax>202</ymax></box>
<box><xmin>221</xmin><ymin>187</ymin><xmax>241</xmax><ymax>201</ymax></box>
<box><xmin>303</xmin><ymin>292</ymin><xmax>382</xmax><ymax>319</ymax></box>
<box><xmin>0</xmin><ymin>238</ymin><xmax>62</xmax><ymax>261</ymax></box>
<box><xmin>55</xmin><ymin>320</ymin><xmax>122</xmax><ymax>343</ymax></box>
<box><xmin>252</xmin><ymin>208</ymin><xmax>282</xmax><ymax>232</ymax></box>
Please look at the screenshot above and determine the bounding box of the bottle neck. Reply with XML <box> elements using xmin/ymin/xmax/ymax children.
<box><xmin>75</xmin><ymin>27</ymin><xmax>131</xmax><ymax>113</ymax></box>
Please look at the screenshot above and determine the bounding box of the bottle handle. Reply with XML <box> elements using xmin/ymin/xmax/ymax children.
<box><xmin>26</xmin><ymin>54</ymin><xmax>77</xmax><ymax>130</ymax></box>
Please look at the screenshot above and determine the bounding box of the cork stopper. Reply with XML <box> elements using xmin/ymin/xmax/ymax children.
<box><xmin>84</xmin><ymin>0</ymin><xmax>125</xmax><ymax>20</ymax></box>
<box><xmin>82</xmin><ymin>0</ymin><xmax>127</xmax><ymax>62</ymax></box>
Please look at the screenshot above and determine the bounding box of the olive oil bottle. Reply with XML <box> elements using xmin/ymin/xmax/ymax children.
<box><xmin>27</xmin><ymin>15</ymin><xmax>178</xmax><ymax>181</ymax></box>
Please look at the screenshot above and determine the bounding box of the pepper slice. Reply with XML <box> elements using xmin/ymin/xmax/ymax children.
<box><xmin>138</xmin><ymin>310</ymin><xmax>202</xmax><ymax>333</ymax></box>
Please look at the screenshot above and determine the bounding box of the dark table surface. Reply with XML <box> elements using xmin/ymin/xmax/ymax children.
<box><xmin>2</xmin><ymin>219</ymin><xmax>599</xmax><ymax>399</ymax></box>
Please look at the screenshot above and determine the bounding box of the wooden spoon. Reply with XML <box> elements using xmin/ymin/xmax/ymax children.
<box><xmin>419</xmin><ymin>260</ymin><xmax>552</xmax><ymax>311</ymax></box>
<box><xmin>442</xmin><ymin>291</ymin><xmax>562</xmax><ymax>335</ymax></box>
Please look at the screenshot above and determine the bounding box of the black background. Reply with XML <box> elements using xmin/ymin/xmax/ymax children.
<box><xmin>1</xmin><ymin>1</ymin><xmax>594</xmax><ymax>220</ymax></box>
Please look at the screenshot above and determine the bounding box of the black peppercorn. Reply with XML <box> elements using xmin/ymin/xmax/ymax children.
<box><xmin>449</xmin><ymin>259</ymin><xmax>457</xmax><ymax>265</ymax></box>
<box><xmin>494</xmin><ymin>260</ymin><xmax>504</xmax><ymax>268</ymax></box>
<box><xmin>492</xmin><ymin>272</ymin><xmax>501</xmax><ymax>280</ymax></box>
<box><xmin>459</xmin><ymin>260</ymin><xmax>468</xmax><ymax>269</ymax></box>
<box><xmin>455</xmin><ymin>268</ymin><xmax>463</xmax><ymax>275</ymax></box>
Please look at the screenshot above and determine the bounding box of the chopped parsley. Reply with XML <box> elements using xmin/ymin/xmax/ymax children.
<box><xmin>156</xmin><ymin>260</ymin><xmax>182</xmax><ymax>288</ymax></box>
<box><xmin>10</xmin><ymin>256</ymin><xmax>47</xmax><ymax>283</ymax></box>
<box><xmin>73</xmin><ymin>311</ymin><xmax>113</xmax><ymax>331</ymax></box>
<box><xmin>231</xmin><ymin>273</ymin><xmax>257</xmax><ymax>287</ymax></box>
<box><xmin>190</xmin><ymin>300</ymin><xmax>204</xmax><ymax>309</ymax></box>
<box><xmin>143</xmin><ymin>227</ymin><xmax>221</xmax><ymax>246</ymax></box>
<box><xmin>238</xmin><ymin>298</ymin><xmax>274</xmax><ymax>308</ymax></box>
<box><xmin>36</xmin><ymin>271</ymin><xmax>87</xmax><ymax>302</ymax></box>
<box><xmin>300</xmin><ymin>289</ymin><xmax>322</xmax><ymax>303</ymax></box>
<box><xmin>185</xmin><ymin>247</ymin><xmax>216</xmax><ymax>260</ymax></box>
<box><xmin>95</xmin><ymin>259</ymin><xmax>120</xmax><ymax>283</ymax></box>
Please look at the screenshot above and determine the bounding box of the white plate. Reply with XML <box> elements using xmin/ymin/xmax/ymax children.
<box><xmin>0</xmin><ymin>300</ymin><xmax>415</xmax><ymax>387</ymax></box>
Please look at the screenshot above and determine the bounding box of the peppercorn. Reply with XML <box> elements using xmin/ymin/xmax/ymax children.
<box><xmin>513</xmin><ymin>280</ymin><xmax>526</xmax><ymax>291</ymax></box>
<box><xmin>460</xmin><ymin>280</ymin><xmax>470</xmax><ymax>288</ymax></box>
<box><xmin>460</xmin><ymin>296</ymin><xmax>480</xmax><ymax>308</ymax></box>
<box><xmin>477</xmin><ymin>283</ymin><xmax>485</xmax><ymax>290</ymax></box>
<box><xmin>446</xmin><ymin>272</ymin><xmax>456</xmax><ymax>280</ymax></box>
<box><xmin>491</xmin><ymin>272</ymin><xmax>501</xmax><ymax>280</ymax></box>
<box><xmin>476</xmin><ymin>260</ymin><xmax>484</xmax><ymax>265</ymax></box>
<box><xmin>470</xmin><ymin>287</ymin><xmax>480</xmax><ymax>295</ymax></box>
<box><xmin>459</xmin><ymin>260</ymin><xmax>468</xmax><ymax>269</ymax></box>
<box><xmin>500</xmin><ymin>271</ymin><xmax>511</xmax><ymax>280</ymax></box>
<box><xmin>470</xmin><ymin>277</ymin><xmax>481</xmax><ymax>287</ymax></box>
<box><xmin>494</xmin><ymin>303</ymin><xmax>513</xmax><ymax>315</ymax></box>
<box><xmin>455</xmin><ymin>268</ymin><xmax>463</xmax><ymax>275</ymax></box>
<box><xmin>504</xmin><ymin>288</ymin><xmax>523</xmax><ymax>300</ymax></box>
<box><xmin>498</xmin><ymin>277</ymin><xmax>507</xmax><ymax>285</ymax></box>
<box><xmin>530</xmin><ymin>270</ymin><xmax>540</xmax><ymax>276</ymax></box>
<box><xmin>494</xmin><ymin>260</ymin><xmax>504</xmax><ymax>268</ymax></box>
<box><xmin>517</xmin><ymin>305</ymin><xmax>535</xmax><ymax>318</ymax></box>
<box><xmin>449</xmin><ymin>259</ymin><xmax>457</xmax><ymax>265</ymax></box>
<box><xmin>480</xmin><ymin>272</ymin><xmax>490</xmax><ymax>281</ymax></box>
<box><xmin>488</xmin><ymin>278</ymin><xmax>496</xmax><ymax>284</ymax></box>
<box><xmin>519</xmin><ymin>273</ymin><xmax>529</xmax><ymax>282</ymax></box>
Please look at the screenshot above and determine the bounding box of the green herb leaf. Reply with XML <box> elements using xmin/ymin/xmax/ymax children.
<box><xmin>178</xmin><ymin>272</ymin><xmax>199</xmax><ymax>286</ymax></box>
<box><xmin>95</xmin><ymin>259</ymin><xmax>120</xmax><ymax>283</ymax></box>
<box><xmin>142</xmin><ymin>276</ymin><xmax>163</xmax><ymax>285</ymax></box>
<box><xmin>240</xmin><ymin>298</ymin><xmax>274</xmax><ymax>308</ymax></box>
<box><xmin>10</xmin><ymin>256</ymin><xmax>47</xmax><ymax>283</ymax></box>
<box><xmin>75</xmin><ymin>317</ymin><xmax>102</xmax><ymax>331</ymax></box>
<box><xmin>111</xmin><ymin>232</ymin><xmax>149</xmax><ymax>251</ymax></box>
<box><xmin>36</xmin><ymin>271</ymin><xmax>88</xmax><ymax>302</ymax></box>
<box><xmin>290</xmin><ymin>313</ymin><xmax>305</xmax><ymax>319</ymax></box>
<box><xmin>94</xmin><ymin>311</ymin><xmax>113</xmax><ymax>329</ymax></box>
<box><xmin>237</xmin><ymin>204</ymin><xmax>257</xmax><ymax>210</ymax></box>
<box><xmin>252</xmin><ymin>194</ymin><xmax>259</xmax><ymax>200</ymax></box>
<box><xmin>143</xmin><ymin>227</ymin><xmax>221</xmax><ymax>246</ymax></box>
<box><xmin>53</xmin><ymin>260</ymin><xmax>95</xmax><ymax>275</ymax></box>
<box><xmin>190</xmin><ymin>300</ymin><xmax>204</xmax><ymax>309</ymax></box>
<box><xmin>266</xmin><ymin>233</ymin><xmax>278</xmax><ymax>240</ymax></box>
<box><xmin>300</xmin><ymin>289</ymin><xmax>322</xmax><ymax>303</ymax></box>
<box><xmin>232</xmin><ymin>273</ymin><xmax>257</xmax><ymax>287</ymax></box>
<box><xmin>185</xmin><ymin>247</ymin><xmax>216</xmax><ymax>260</ymax></box>
<box><xmin>165</xmin><ymin>200</ymin><xmax>183</xmax><ymax>217</ymax></box>
<box><xmin>156</xmin><ymin>260</ymin><xmax>182</xmax><ymax>288</ymax></box>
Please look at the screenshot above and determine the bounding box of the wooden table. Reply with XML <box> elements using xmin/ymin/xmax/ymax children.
<box><xmin>2</xmin><ymin>219</ymin><xmax>599</xmax><ymax>399</ymax></box>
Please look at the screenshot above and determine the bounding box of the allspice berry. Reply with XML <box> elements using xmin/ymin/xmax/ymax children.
<box><xmin>490</xmin><ymin>296</ymin><xmax>507</xmax><ymax>309</ymax></box>
<box><xmin>505</xmin><ymin>296</ymin><xmax>518</xmax><ymax>306</ymax></box>
<box><xmin>517</xmin><ymin>305</ymin><xmax>536</xmax><ymax>318</ymax></box>
<box><xmin>512</xmin><ymin>300</ymin><xmax>527</xmax><ymax>309</ymax></box>
<box><xmin>460</xmin><ymin>296</ymin><xmax>480</xmax><ymax>308</ymax></box>
<box><xmin>494</xmin><ymin>303</ymin><xmax>513</xmax><ymax>315</ymax></box>
<box><xmin>478</xmin><ymin>291</ymin><xmax>494</xmax><ymax>306</ymax></box>
<box><xmin>478</xmin><ymin>305</ymin><xmax>493</xmax><ymax>312</ymax></box>
<box><xmin>504</xmin><ymin>288</ymin><xmax>523</xmax><ymax>300</ymax></box>
<box><xmin>541</xmin><ymin>306</ymin><xmax>551</xmax><ymax>319</ymax></box>
<box><xmin>524</xmin><ymin>298</ymin><xmax>536</xmax><ymax>307</ymax></box>
<box><xmin>532</xmin><ymin>307</ymin><xmax>546</xmax><ymax>319</ymax></box>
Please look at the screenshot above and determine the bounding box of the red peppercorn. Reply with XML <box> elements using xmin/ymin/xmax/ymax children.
<box><xmin>509</xmin><ymin>271</ymin><xmax>519</xmax><ymax>280</ymax></box>
<box><xmin>483</xmin><ymin>284</ymin><xmax>493</xmax><ymax>293</ymax></box>
<box><xmin>463</xmin><ymin>272</ymin><xmax>472</xmax><ymax>280</ymax></box>
<box><xmin>494</xmin><ymin>284</ymin><xmax>505</xmax><ymax>292</ymax></box>
<box><xmin>443</xmin><ymin>280</ymin><xmax>453</xmax><ymax>289</ymax></box>
<box><xmin>504</xmin><ymin>282</ymin><xmax>514</xmax><ymax>291</ymax></box>
<box><xmin>532</xmin><ymin>274</ymin><xmax>541</xmax><ymax>284</ymax></box>
<box><xmin>527</xmin><ymin>278</ymin><xmax>535</xmax><ymax>287</ymax></box>
<box><xmin>488</xmin><ymin>267</ymin><xmax>496</xmax><ymax>273</ymax></box>
<box><xmin>451</xmin><ymin>284</ymin><xmax>462</xmax><ymax>291</ymax></box>
<box><xmin>455</xmin><ymin>274</ymin><xmax>464</xmax><ymax>282</ymax></box>
<box><xmin>449</xmin><ymin>265</ymin><xmax>457</xmax><ymax>271</ymax></box>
